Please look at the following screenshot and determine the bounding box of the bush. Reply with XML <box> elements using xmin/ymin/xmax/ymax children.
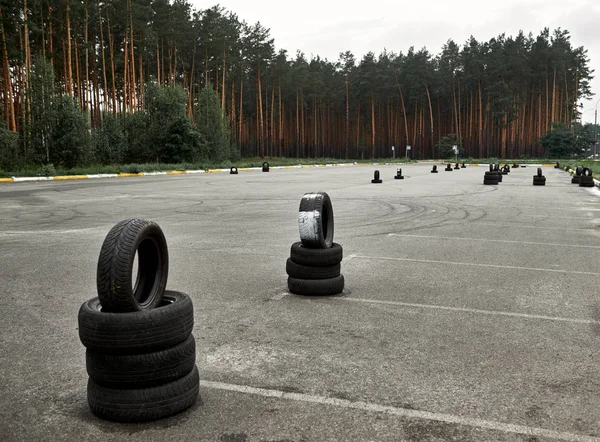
<box><xmin>93</xmin><ymin>114</ymin><xmax>127</xmax><ymax>164</ymax></box>
<box><xmin>437</xmin><ymin>134</ymin><xmax>463</xmax><ymax>159</ymax></box>
<box><xmin>0</xmin><ymin>118</ymin><xmax>18</xmax><ymax>170</ymax></box>
<box><xmin>40</xmin><ymin>163</ymin><xmax>57</xmax><ymax>176</ymax></box>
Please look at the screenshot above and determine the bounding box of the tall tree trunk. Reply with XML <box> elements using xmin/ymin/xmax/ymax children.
<box><xmin>239</xmin><ymin>79</ymin><xmax>243</xmax><ymax>146</ymax></box>
<box><xmin>425</xmin><ymin>83</ymin><xmax>434</xmax><ymax>154</ymax></box>
<box><xmin>123</xmin><ymin>33</ymin><xmax>129</xmax><ymax>113</ymax></box>
<box><xmin>394</xmin><ymin>72</ymin><xmax>409</xmax><ymax>147</ymax></box>
<box><xmin>345</xmin><ymin>73</ymin><xmax>349</xmax><ymax>159</ymax></box>
<box><xmin>98</xmin><ymin>0</ymin><xmax>108</xmax><ymax>115</ymax></box>
<box><xmin>221</xmin><ymin>49</ymin><xmax>226</xmax><ymax>113</ymax></box>
<box><xmin>107</xmin><ymin>15</ymin><xmax>117</xmax><ymax>115</ymax></box>
<box><xmin>128</xmin><ymin>0</ymin><xmax>136</xmax><ymax>110</ymax></box>
<box><xmin>47</xmin><ymin>3</ymin><xmax>53</xmax><ymax>63</ymax></box>
<box><xmin>84</xmin><ymin>0</ymin><xmax>90</xmax><ymax>112</ymax></box>
<box><xmin>371</xmin><ymin>93</ymin><xmax>375</xmax><ymax>158</ymax></box>
<box><xmin>257</xmin><ymin>65</ymin><xmax>264</xmax><ymax>157</ymax></box>
<box><xmin>0</xmin><ymin>8</ymin><xmax>16</xmax><ymax>131</ymax></box>
<box><xmin>66</xmin><ymin>0</ymin><xmax>73</xmax><ymax>95</ymax></box>
<box><xmin>295</xmin><ymin>89</ymin><xmax>299</xmax><ymax>157</ymax></box>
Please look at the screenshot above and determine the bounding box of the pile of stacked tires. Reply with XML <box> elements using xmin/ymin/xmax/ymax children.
<box><xmin>579</xmin><ymin>167</ymin><xmax>594</xmax><ymax>187</ymax></box>
<box><xmin>533</xmin><ymin>167</ymin><xmax>546</xmax><ymax>186</ymax></box>
<box><xmin>483</xmin><ymin>164</ymin><xmax>500</xmax><ymax>185</ymax></box>
<box><xmin>287</xmin><ymin>192</ymin><xmax>345</xmax><ymax>296</ymax></box>
<box><xmin>78</xmin><ymin>219</ymin><xmax>199</xmax><ymax>423</ymax></box>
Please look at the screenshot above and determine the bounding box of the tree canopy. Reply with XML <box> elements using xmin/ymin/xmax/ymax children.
<box><xmin>0</xmin><ymin>1</ymin><xmax>594</xmax><ymax>167</ymax></box>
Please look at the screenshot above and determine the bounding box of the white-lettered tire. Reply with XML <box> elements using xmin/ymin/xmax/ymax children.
<box><xmin>298</xmin><ymin>192</ymin><xmax>334</xmax><ymax>248</ymax></box>
<box><xmin>87</xmin><ymin>365</ymin><xmax>199</xmax><ymax>423</ymax></box>
<box><xmin>288</xmin><ymin>275</ymin><xmax>345</xmax><ymax>296</ymax></box>
<box><xmin>290</xmin><ymin>242</ymin><xmax>343</xmax><ymax>267</ymax></box>
<box><xmin>96</xmin><ymin>218</ymin><xmax>168</xmax><ymax>312</ymax></box>
<box><xmin>286</xmin><ymin>258</ymin><xmax>340</xmax><ymax>279</ymax></box>
<box><xmin>78</xmin><ymin>291</ymin><xmax>193</xmax><ymax>355</ymax></box>
<box><xmin>86</xmin><ymin>335</ymin><xmax>196</xmax><ymax>389</ymax></box>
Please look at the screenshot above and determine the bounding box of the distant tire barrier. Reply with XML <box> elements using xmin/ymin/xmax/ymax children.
<box><xmin>96</xmin><ymin>219</ymin><xmax>169</xmax><ymax>312</ymax></box>
<box><xmin>394</xmin><ymin>168</ymin><xmax>404</xmax><ymax>179</ymax></box>
<box><xmin>230</xmin><ymin>166</ymin><xmax>238</xmax><ymax>174</ymax></box>
<box><xmin>533</xmin><ymin>168</ymin><xmax>546</xmax><ymax>186</ymax></box>
<box><xmin>298</xmin><ymin>192</ymin><xmax>334</xmax><ymax>249</ymax></box>
<box><xmin>579</xmin><ymin>168</ymin><xmax>594</xmax><ymax>187</ymax></box>
<box><xmin>262</xmin><ymin>162</ymin><xmax>270</xmax><ymax>172</ymax></box>
<box><xmin>371</xmin><ymin>170</ymin><xmax>382</xmax><ymax>183</ymax></box>
<box><xmin>431</xmin><ymin>165</ymin><xmax>438</xmax><ymax>173</ymax></box>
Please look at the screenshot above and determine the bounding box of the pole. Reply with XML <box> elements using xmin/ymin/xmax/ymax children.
<box><xmin>595</xmin><ymin>108</ymin><xmax>597</xmax><ymax>159</ymax></box>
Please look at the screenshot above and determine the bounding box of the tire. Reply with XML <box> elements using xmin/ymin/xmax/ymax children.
<box><xmin>298</xmin><ymin>192</ymin><xmax>335</xmax><ymax>248</ymax></box>
<box><xmin>537</xmin><ymin>167</ymin><xmax>542</xmax><ymax>177</ymax></box>
<box><xmin>288</xmin><ymin>275</ymin><xmax>345</xmax><ymax>296</ymax></box>
<box><xmin>86</xmin><ymin>335</ymin><xmax>196</xmax><ymax>389</ymax></box>
<box><xmin>97</xmin><ymin>219</ymin><xmax>168</xmax><ymax>312</ymax></box>
<box><xmin>87</xmin><ymin>365</ymin><xmax>199</xmax><ymax>423</ymax></box>
<box><xmin>290</xmin><ymin>242</ymin><xmax>343</xmax><ymax>267</ymax></box>
<box><xmin>230</xmin><ymin>167</ymin><xmax>238</xmax><ymax>174</ymax></box>
<box><xmin>533</xmin><ymin>176</ymin><xmax>546</xmax><ymax>182</ymax></box>
<box><xmin>576</xmin><ymin>166</ymin><xmax>583</xmax><ymax>176</ymax></box>
<box><xmin>483</xmin><ymin>179</ymin><xmax>499</xmax><ymax>185</ymax></box>
<box><xmin>262</xmin><ymin>162</ymin><xmax>269</xmax><ymax>172</ymax></box>
<box><xmin>579</xmin><ymin>176</ymin><xmax>594</xmax><ymax>187</ymax></box>
<box><xmin>496</xmin><ymin>173</ymin><xmax>503</xmax><ymax>182</ymax></box>
<box><xmin>484</xmin><ymin>171</ymin><xmax>498</xmax><ymax>177</ymax></box>
<box><xmin>583</xmin><ymin>167</ymin><xmax>592</xmax><ymax>177</ymax></box>
<box><xmin>572</xmin><ymin>176</ymin><xmax>580</xmax><ymax>184</ymax></box>
<box><xmin>286</xmin><ymin>258</ymin><xmax>340</xmax><ymax>279</ymax></box>
<box><xmin>79</xmin><ymin>291</ymin><xmax>194</xmax><ymax>355</ymax></box>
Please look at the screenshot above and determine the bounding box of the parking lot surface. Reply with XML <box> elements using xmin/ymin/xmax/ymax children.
<box><xmin>1</xmin><ymin>163</ymin><xmax>599</xmax><ymax>441</ymax></box>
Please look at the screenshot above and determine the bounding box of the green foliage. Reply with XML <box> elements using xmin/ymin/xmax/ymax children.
<box><xmin>195</xmin><ymin>83</ymin><xmax>233</xmax><ymax>162</ymax></box>
<box><xmin>0</xmin><ymin>118</ymin><xmax>19</xmax><ymax>170</ymax></box>
<box><xmin>437</xmin><ymin>134</ymin><xmax>463</xmax><ymax>159</ymax></box>
<box><xmin>48</xmin><ymin>95</ymin><xmax>91</xmax><ymax>168</ymax></box>
<box><xmin>540</xmin><ymin>123</ymin><xmax>592</xmax><ymax>158</ymax></box>
<box><xmin>92</xmin><ymin>114</ymin><xmax>127</xmax><ymax>164</ymax></box>
<box><xmin>144</xmin><ymin>82</ymin><xmax>205</xmax><ymax>163</ymax></box>
<box><xmin>40</xmin><ymin>163</ymin><xmax>57</xmax><ymax>177</ymax></box>
<box><xmin>28</xmin><ymin>57</ymin><xmax>57</xmax><ymax>164</ymax></box>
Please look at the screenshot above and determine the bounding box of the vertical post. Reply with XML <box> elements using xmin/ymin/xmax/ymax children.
<box><xmin>595</xmin><ymin>108</ymin><xmax>597</xmax><ymax>160</ymax></box>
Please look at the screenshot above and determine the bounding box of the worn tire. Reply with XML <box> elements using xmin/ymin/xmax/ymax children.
<box><xmin>87</xmin><ymin>365</ymin><xmax>199</xmax><ymax>423</ymax></box>
<box><xmin>86</xmin><ymin>335</ymin><xmax>196</xmax><ymax>389</ymax></box>
<box><xmin>230</xmin><ymin>167</ymin><xmax>238</xmax><ymax>174</ymax></box>
<box><xmin>286</xmin><ymin>258</ymin><xmax>340</xmax><ymax>279</ymax></box>
<box><xmin>572</xmin><ymin>176</ymin><xmax>581</xmax><ymax>184</ymax></box>
<box><xmin>288</xmin><ymin>275</ymin><xmax>345</xmax><ymax>296</ymax></box>
<box><xmin>290</xmin><ymin>242</ymin><xmax>343</xmax><ymax>267</ymax></box>
<box><xmin>298</xmin><ymin>192</ymin><xmax>334</xmax><ymax>248</ymax></box>
<box><xmin>483</xmin><ymin>179</ymin><xmax>499</xmax><ymax>185</ymax></box>
<box><xmin>97</xmin><ymin>219</ymin><xmax>168</xmax><ymax>312</ymax></box>
<box><xmin>576</xmin><ymin>166</ymin><xmax>583</xmax><ymax>176</ymax></box>
<box><xmin>78</xmin><ymin>291</ymin><xmax>194</xmax><ymax>355</ymax></box>
<box><xmin>579</xmin><ymin>175</ymin><xmax>594</xmax><ymax>187</ymax></box>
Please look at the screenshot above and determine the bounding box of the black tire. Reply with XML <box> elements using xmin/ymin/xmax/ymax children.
<box><xmin>572</xmin><ymin>176</ymin><xmax>580</xmax><ymax>183</ymax></box>
<box><xmin>536</xmin><ymin>167</ymin><xmax>542</xmax><ymax>177</ymax></box>
<box><xmin>290</xmin><ymin>242</ymin><xmax>343</xmax><ymax>267</ymax></box>
<box><xmin>583</xmin><ymin>167</ymin><xmax>592</xmax><ymax>177</ymax></box>
<box><xmin>286</xmin><ymin>258</ymin><xmax>340</xmax><ymax>279</ymax></box>
<box><xmin>579</xmin><ymin>175</ymin><xmax>594</xmax><ymax>187</ymax></box>
<box><xmin>288</xmin><ymin>275</ymin><xmax>345</xmax><ymax>296</ymax></box>
<box><xmin>298</xmin><ymin>192</ymin><xmax>335</xmax><ymax>249</ymax></box>
<box><xmin>86</xmin><ymin>335</ymin><xmax>196</xmax><ymax>389</ymax></box>
<box><xmin>533</xmin><ymin>176</ymin><xmax>546</xmax><ymax>182</ymax></box>
<box><xmin>576</xmin><ymin>166</ymin><xmax>583</xmax><ymax>176</ymax></box>
<box><xmin>371</xmin><ymin>179</ymin><xmax>383</xmax><ymax>183</ymax></box>
<box><xmin>87</xmin><ymin>365</ymin><xmax>199</xmax><ymax>423</ymax></box>
<box><xmin>483</xmin><ymin>179</ymin><xmax>499</xmax><ymax>185</ymax></box>
<box><xmin>230</xmin><ymin>167</ymin><xmax>238</xmax><ymax>174</ymax></box>
<box><xmin>97</xmin><ymin>219</ymin><xmax>168</xmax><ymax>312</ymax></box>
<box><xmin>262</xmin><ymin>162</ymin><xmax>269</xmax><ymax>172</ymax></box>
<box><xmin>431</xmin><ymin>170</ymin><xmax>438</xmax><ymax>173</ymax></box>
<box><xmin>79</xmin><ymin>291</ymin><xmax>194</xmax><ymax>355</ymax></box>
<box><xmin>484</xmin><ymin>171</ymin><xmax>498</xmax><ymax>177</ymax></box>
<box><xmin>394</xmin><ymin>175</ymin><xmax>404</xmax><ymax>179</ymax></box>
<box><xmin>496</xmin><ymin>173</ymin><xmax>503</xmax><ymax>182</ymax></box>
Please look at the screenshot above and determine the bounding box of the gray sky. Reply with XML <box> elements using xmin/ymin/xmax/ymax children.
<box><xmin>192</xmin><ymin>0</ymin><xmax>599</xmax><ymax>124</ymax></box>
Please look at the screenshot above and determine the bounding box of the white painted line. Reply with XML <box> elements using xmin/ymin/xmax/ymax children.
<box><xmin>12</xmin><ymin>176</ymin><xmax>53</xmax><ymax>182</ymax></box>
<box><xmin>200</xmin><ymin>380</ymin><xmax>599</xmax><ymax>442</ymax></box>
<box><xmin>354</xmin><ymin>255</ymin><xmax>600</xmax><ymax>276</ymax></box>
<box><xmin>186</xmin><ymin>170</ymin><xmax>206</xmax><ymax>174</ymax></box>
<box><xmin>345</xmin><ymin>254</ymin><xmax>358</xmax><ymax>261</ymax></box>
<box><xmin>333</xmin><ymin>297</ymin><xmax>600</xmax><ymax>325</ymax></box>
<box><xmin>386</xmin><ymin>233</ymin><xmax>600</xmax><ymax>249</ymax></box>
<box><xmin>270</xmin><ymin>293</ymin><xmax>290</xmax><ymax>301</ymax></box>
<box><xmin>86</xmin><ymin>173</ymin><xmax>118</xmax><ymax>178</ymax></box>
<box><xmin>462</xmin><ymin>222</ymin><xmax>594</xmax><ymax>232</ymax></box>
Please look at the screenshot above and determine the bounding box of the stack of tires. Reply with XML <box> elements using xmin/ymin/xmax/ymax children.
<box><xmin>572</xmin><ymin>166</ymin><xmax>583</xmax><ymax>184</ymax></box>
<box><xmin>483</xmin><ymin>164</ymin><xmax>499</xmax><ymax>185</ymax></box>
<box><xmin>579</xmin><ymin>167</ymin><xmax>594</xmax><ymax>187</ymax></box>
<box><xmin>78</xmin><ymin>219</ymin><xmax>199</xmax><ymax>423</ymax></box>
<box><xmin>533</xmin><ymin>167</ymin><xmax>546</xmax><ymax>186</ymax></box>
<box><xmin>287</xmin><ymin>192</ymin><xmax>345</xmax><ymax>296</ymax></box>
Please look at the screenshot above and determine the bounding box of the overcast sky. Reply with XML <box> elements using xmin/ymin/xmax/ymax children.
<box><xmin>191</xmin><ymin>0</ymin><xmax>600</xmax><ymax>124</ymax></box>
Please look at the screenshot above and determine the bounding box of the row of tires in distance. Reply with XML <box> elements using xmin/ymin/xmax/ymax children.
<box><xmin>79</xmin><ymin>218</ymin><xmax>199</xmax><ymax>423</ymax></box>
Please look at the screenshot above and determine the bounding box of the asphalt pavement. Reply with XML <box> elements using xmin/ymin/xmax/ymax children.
<box><xmin>1</xmin><ymin>163</ymin><xmax>599</xmax><ymax>441</ymax></box>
